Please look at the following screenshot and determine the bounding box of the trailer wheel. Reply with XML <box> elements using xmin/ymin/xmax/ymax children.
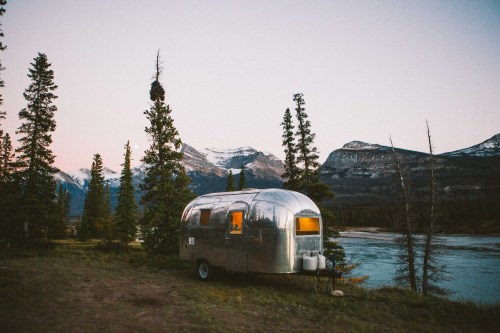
<box><xmin>197</xmin><ymin>260</ymin><xmax>211</xmax><ymax>281</ymax></box>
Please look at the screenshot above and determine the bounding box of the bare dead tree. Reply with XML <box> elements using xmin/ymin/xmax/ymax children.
<box><xmin>389</xmin><ymin>135</ymin><xmax>417</xmax><ymax>292</ymax></box>
<box><xmin>422</xmin><ymin>120</ymin><xmax>449</xmax><ymax>296</ymax></box>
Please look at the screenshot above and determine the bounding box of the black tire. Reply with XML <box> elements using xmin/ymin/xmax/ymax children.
<box><xmin>196</xmin><ymin>260</ymin><xmax>211</xmax><ymax>281</ymax></box>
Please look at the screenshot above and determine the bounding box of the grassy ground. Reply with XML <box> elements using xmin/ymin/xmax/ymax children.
<box><xmin>0</xmin><ymin>240</ymin><xmax>498</xmax><ymax>333</ymax></box>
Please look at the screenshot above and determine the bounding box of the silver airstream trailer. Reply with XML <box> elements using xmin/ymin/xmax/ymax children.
<box><xmin>179</xmin><ymin>188</ymin><xmax>325</xmax><ymax>280</ymax></box>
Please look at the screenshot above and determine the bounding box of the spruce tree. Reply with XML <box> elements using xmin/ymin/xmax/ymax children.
<box><xmin>226</xmin><ymin>170</ymin><xmax>234</xmax><ymax>191</ymax></box>
<box><xmin>0</xmin><ymin>132</ymin><xmax>18</xmax><ymax>240</ymax></box>
<box><xmin>15</xmin><ymin>53</ymin><xmax>58</xmax><ymax>239</ymax></box>
<box><xmin>294</xmin><ymin>93</ymin><xmax>321</xmax><ymax>192</ymax></box>
<box><xmin>115</xmin><ymin>141</ymin><xmax>138</xmax><ymax>243</ymax></box>
<box><xmin>238</xmin><ymin>165</ymin><xmax>246</xmax><ymax>190</ymax></box>
<box><xmin>101</xmin><ymin>183</ymin><xmax>113</xmax><ymax>243</ymax></box>
<box><xmin>80</xmin><ymin>154</ymin><xmax>104</xmax><ymax>240</ymax></box>
<box><xmin>0</xmin><ymin>0</ymin><xmax>6</xmax><ymax>52</ymax></box>
<box><xmin>0</xmin><ymin>0</ymin><xmax>6</xmax><ymax>162</ymax></box>
<box><xmin>140</xmin><ymin>51</ymin><xmax>193</xmax><ymax>255</ymax></box>
<box><xmin>51</xmin><ymin>184</ymin><xmax>69</xmax><ymax>239</ymax></box>
<box><xmin>284</xmin><ymin>93</ymin><xmax>345</xmax><ymax>268</ymax></box>
<box><xmin>0</xmin><ymin>132</ymin><xmax>13</xmax><ymax>181</ymax></box>
<box><xmin>280</xmin><ymin>107</ymin><xmax>301</xmax><ymax>190</ymax></box>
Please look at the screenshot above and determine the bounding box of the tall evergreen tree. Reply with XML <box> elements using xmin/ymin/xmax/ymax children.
<box><xmin>283</xmin><ymin>93</ymin><xmax>345</xmax><ymax>267</ymax></box>
<box><xmin>293</xmin><ymin>93</ymin><xmax>320</xmax><ymax>192</ymax></box>
<box><xmin>115</xmin><ymin>141</ymin><xmax>138</xmax><ymax>243</ymax></box>
<box><xmin>226</xmin><ymin>170</ymin><xmax>234</xmax><ymax>191</ymax></box>
<box><xmin>0</xmin><ymin>0</ymin><xmax>6</xmax><ymax>52</ymax></box>
<box><xmin>0</xmin><ymin>132</ymin><xmax>13</xmax><ymax>181</ymax></box>
<box><xmin>280</xmin><ymin>107</ymin><xmax>301</xmax><ymax>190</ymax></box>
<box><xmin>140</xmin><ymin>51</ymin><xmax>193</xmax><ymax>255</ymax></box>
<box><xmin>80</xmin><ymin>154</ymin><xmax>104</xmax><ymax>240</ymax></box>
<box><xmin>0</xmin><ymin>131</ymin><xmax>18</xmax><ymax>240</ymax></box>
<box><xmin>0</xmin><ymin>0</ymin><xmax>6</xmax><ymax>112</ymax></box>
<box><xmin>15</xmin><ymin>53</ymin><xmax>58</xmax><ymax>239</ymax></box>
<box><xmin>238</xmin><ymin>165</ymin><xmax>246</xmax><ymax>190</ymax></box>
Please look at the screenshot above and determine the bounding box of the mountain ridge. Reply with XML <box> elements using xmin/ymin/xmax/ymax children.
<box><xmin>57</xmin><ymin>134</ymin><xmax>500</xmax><ymax>217</ymax></box>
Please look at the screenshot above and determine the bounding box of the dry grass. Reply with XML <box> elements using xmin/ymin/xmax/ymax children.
<box><xmin>0</xmin><ymin>240</ymin><xmax>498</xmax><ymax>333</ymax></box>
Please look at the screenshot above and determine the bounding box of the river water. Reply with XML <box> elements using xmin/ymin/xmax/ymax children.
<box><xmin>339</xmin><ymin>232</ymin><xmax>500</xmax><ymax>305</ymax></box>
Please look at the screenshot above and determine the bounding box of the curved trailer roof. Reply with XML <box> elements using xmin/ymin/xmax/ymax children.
<box><xmin>186</xmin><ymin>188</ymin><xmax>320</xmax><ymax>217</ymax></box>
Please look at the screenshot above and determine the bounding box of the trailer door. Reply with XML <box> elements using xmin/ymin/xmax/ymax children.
<box><xmin>225</xmin><ymin>203</ymin><xmax>249</xmax><ymax>272</ymax></box>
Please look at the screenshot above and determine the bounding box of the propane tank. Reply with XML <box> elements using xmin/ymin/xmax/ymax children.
<box><xmin>303</xmin><ymin>255</ymin><xmax>319</xmax><ymax>271</ymax></box>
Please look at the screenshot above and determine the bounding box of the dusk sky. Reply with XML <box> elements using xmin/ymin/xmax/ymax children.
<box><xmin>1</xmin><ymin>0</ymin><xmax>499</xmax><ymax>171</ymax></box>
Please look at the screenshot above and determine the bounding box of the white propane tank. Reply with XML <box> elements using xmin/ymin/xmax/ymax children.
<box><xmin>303</xmin><ymin>255</ymin><xmax>318</xmax><ymax>271</ymax></box>
<box><xmin>317</xmin><ymin>254</ymin><xmax>326</xmax><ymax>269</ymax></box>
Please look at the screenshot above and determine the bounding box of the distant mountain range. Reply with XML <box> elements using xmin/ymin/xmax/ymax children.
<box><xmin>57</xmin><ymin>145</ymin><xmax>285</xmax><ymax>216</ymax></box>
<box><xmin>56</xmin><ymin>134</ymin><xmax>500</xmax><ymax>217</ymax></box>
<box><xmin>320</xmin><ymin>134</ymin><xmax>500</xmax><ymax>208</ymax></box>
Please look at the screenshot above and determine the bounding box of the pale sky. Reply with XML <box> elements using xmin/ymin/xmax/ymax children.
<box><xmin>1</xmin><ymin>0</ymin><xmax>499</xmax><ymax>171</ymax></box>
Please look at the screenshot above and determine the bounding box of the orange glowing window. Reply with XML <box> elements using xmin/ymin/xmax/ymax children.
<box><xmin>200</xmin><ymin>209</ymin><xmax>211</xmax><ymax>226</ymax></box>
<box><xmin>295</xmin><ymin>217</ymin><xmax>320</xmax><ymax>235</ymax></box>
<box><xmin>230</xmin><ymin>211</ymin><xmax>243</xmax><ymax>234</ymax></box>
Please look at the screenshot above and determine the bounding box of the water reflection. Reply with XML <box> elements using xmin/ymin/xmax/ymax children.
<box><xmin>339</xmin><ymin>232</ymin><xmax>500</xmax><ymax>304</ymax></box>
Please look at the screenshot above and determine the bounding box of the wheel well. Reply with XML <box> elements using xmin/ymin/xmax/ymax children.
<box><xmin>196</xmin><ymin>258</ymin><xmax>208</xmax><ymax>265</ymax></box>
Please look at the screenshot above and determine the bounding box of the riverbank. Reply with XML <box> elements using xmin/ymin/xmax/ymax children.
<box><xmin>338</xmin><ymin>222</ymin><xmax>500</xmax><ymax>236</ymax></box>
<box><xmin>0</xmin><ymin>240</ymin><xmax>498</xmax><ymax>332</ymax></box>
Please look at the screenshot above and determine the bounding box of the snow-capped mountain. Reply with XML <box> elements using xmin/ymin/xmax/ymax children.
<box><xmin>442</xmin><ymin>134</ymin><xmax>500</xmax><ymax>157</ymax></box>
<box><xmin>202</xmin><ymin>146</ymin><xmax>284</xmax><ymax>179</ymax></box>
<box><xmin>57</xmin><ymin>144</ymin><xmax>284</xmax><ymax>216</ymax></box>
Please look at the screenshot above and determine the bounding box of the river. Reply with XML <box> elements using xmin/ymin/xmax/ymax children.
<box><xmin>339</xmin><ymin>232</ymin><xmax>500</xmax><ymax>305</ymax></box>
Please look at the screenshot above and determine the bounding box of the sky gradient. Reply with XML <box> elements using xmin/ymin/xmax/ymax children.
<box><xmin>2</xmin><ymin>0</ymin><xmax>499</xmax><ymax>171</ymax></box>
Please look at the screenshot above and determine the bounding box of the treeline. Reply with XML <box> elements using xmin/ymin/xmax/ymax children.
<box><xmin>333</xmin><ymin>198</ymin><xmax>500</xmax><ymax>233</ymax></box>
<box><xmin>0</xmin><ymin>0</ymin><xmax>193</xmax><ymax>254</ymax></box>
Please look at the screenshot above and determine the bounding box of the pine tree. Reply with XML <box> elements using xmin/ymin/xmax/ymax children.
<box><xmin>0</xmin><ymin>0</ymin><xmax>14</xmax><ymax>241</ymax></box>
<box><xmin>80</xmin><ymin>154</ymin><xmax>104</xmax><ymax>240</ymax></box>
<box><xmin>294</xmin><ymin>93</ymin><xmax>320</xmax><ymax>192</ymax></box>
<box><xmin>0</xmin><ymin>132</ymin><xmax>14</xmax><ymax>181</ymax></box>
<box><xmin>101</xmin><ymin>183</ymin><xmax>113</xmax><ymax>243</ymax></box>
<box><xmin>0</xmin><ymin>0</ymin><xmax>6</xmax><ymax>111</ymax></box>
<box><xmin>280</xmin><ymin>107</ymin><xmax>301</xmax><ymax>190</ymax></box>
<box><xmin>115</xmin><ymin>141</ymin><xmax>138</xmax><ymax>243</ymax></box>
<box><xmin>15</xmin><ymin>53</ymin><xmax>58</xmax><ymax>239</ymax></box>
<box><xmin>0</xmin><ymin>131</ymin><xmax>18</xmax><ymax>240</ymax></box>
<box><xmin>0</xmin><ymin>0</ymin><xmax>6</xmax><ymax>52</ymax></box>
<box><xmin>0</xmin><ymin>0</ymin><xmax>6</xmax><ymax>163</ymax></box>
<box><xmin>140</xmin><ymin>51</ymin><xmax>193</xmax><ymax>255</ymax></box>
<box><xmin>226</xmin><ymin>170</ymin><xmax>234</xmax><ymax>191</ymax></box>
<box><xmin>238</xmin><ymin>165</ymin><xmax>246</xmax><ymax>190</ymax></box>
<box><xmin>51</xmin><ymin>184</ymin><xmax>69</xmax><ymax>239</ymax></box>
<box><xmin>284</xmin><ymin>93</ymin><xmax>345</xmax><ymax>268</ymax></box>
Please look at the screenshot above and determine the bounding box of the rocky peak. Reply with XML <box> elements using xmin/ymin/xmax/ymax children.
<box><xmin>342</xmin><ymin>141</ymin><xmax>384</xmax><ymax>151</ymax></box>
<box><xmin>442</xmin><ymin>133</ymin><xmax>500</xmax><ymax>157</ymax></box>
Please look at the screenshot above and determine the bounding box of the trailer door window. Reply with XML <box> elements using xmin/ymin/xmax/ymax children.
<box><xmin>200</xmin><ymin>209</ymin><xmax>211</xmax><ymax>226</ymax></box>
<box><xmin>296</xmin><ymin>217</ymin><xmax>320</xmax><ymax>235</ymax></box>
<box><xmin>230</xmin><ymin>211</ymin><xmax>243</xmax><ymax>234</ymax></box>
